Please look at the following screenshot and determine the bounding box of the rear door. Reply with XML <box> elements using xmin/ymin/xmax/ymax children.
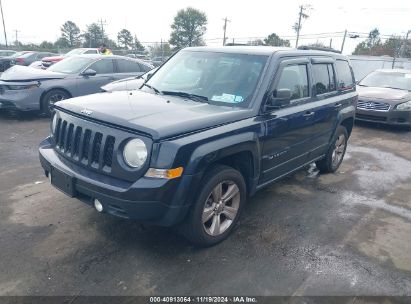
<box><xmin>306</xmin><ymin>57</ymin><xmax>341</xmax><ymax>159</ymax></box>
<box><xmin>113</xmin><ymin>58</ymin><xmax>145</xmax><ymax>80</ymax></box>
<box><xmin>259</xmin><ymin>58</ymin><xmax>319</xmax><ymax>185</ymax></box>
<box><xmin>76</xmin><ymin>58</ymin><xmax>115</xmax><ymax>96</ymax></box>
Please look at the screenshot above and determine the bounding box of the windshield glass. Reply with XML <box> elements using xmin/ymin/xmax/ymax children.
<box><xmin>19</xmin><ymin>52</ymin><xmax>35</xmax><ymax>58</ymax></box>
<box><xmin>359</xmin><ymin>71</ymin><xmax>411</xmax><ymax>91</ymax></box>
<box><xmin>146</xmin><ymin>50</ymin><xmax>268</xmax><ymax>106</ymax></box>
<box><xmin>48</xmin><ymin>57</ymin><xmax>94</xmax><ymax>74</ymax></box>
<box><xmin>11</xmin><ymin>52</ymin><xmax>27</xmax><ymax>58</ymax></box>
<box><xmin>65</xmin><ymin>49</ymin><xmax>86</xmax><ymax>56</ymax></box>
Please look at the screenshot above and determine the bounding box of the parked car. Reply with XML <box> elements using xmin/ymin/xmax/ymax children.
<box><xmin>101</xmin><ymin>67</ymin><xmax>157</xmax><ymax>92</ymax></box>
<box><xmin>151</xmin><ymin>56</ymin><xmax>169</xmax><ymax>67</ymax></box>
<box><xmin>356</xmin><ymin>69</ymin><xmax>411</xmax><ymax>128</ymax></box>
<box><xmin>0</xmin><ymin>50</ymin><xmax>16</xmax><ymax>57</ymax></box>
<box><xmin>0</xmin><ymin>51</ymin><xmax>33</xmax><ymax>72</ymax></box>
<box><xmin>29</xmin><ymin>60</ymin><xmax>43</xmax><ymax>69</ymax></box>
<box><xmin>11</xmin><ymin>51</ymin><xmax>56</xmax><ymax>67</ymax></box>
<box><xmin>39</xmin><ymin>46</ymin><xmax>357</xmax><ymax>246</ymax></box>
<box><xmin>41</xmin><ymin>48</ymin><xmax>102</xmax><ymax>69</ymax></box>
<box><xmin>0</xmin><ymin>55</ymin><xmax>153</xmax><ymax>115</ymax></box>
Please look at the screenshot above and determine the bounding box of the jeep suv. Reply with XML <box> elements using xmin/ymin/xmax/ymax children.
<box><xmin>39</xmin><ymin>46</ymin><xmax>357</xmax><ymax>246</ymax></box>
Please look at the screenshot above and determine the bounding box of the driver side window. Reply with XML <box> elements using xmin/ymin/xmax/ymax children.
<box><xmin>88</xmin><ymin>59</ymin><xmax>114</xmax><ymax>74</ymax></box>
<box><xmin>276</xmin><ymin>64</ymin><xmax>309</xmax><ymax>102</ymax></box>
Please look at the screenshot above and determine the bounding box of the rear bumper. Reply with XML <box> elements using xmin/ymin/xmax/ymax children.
<box><xmin>39</xmin><ymin>137</ymin><xmax>199</xmax><ymax>226</ymax></box>
<box><xmin>355</xmin><ymin>108</ymin><xmax>411</xmax><ymax>126</ymax></box>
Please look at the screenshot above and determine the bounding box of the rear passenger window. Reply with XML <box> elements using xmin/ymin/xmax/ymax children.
<box><xmin>116</xmin><ymin>59</ymin><xmax>142</xmax><ymax>73</ymax></box>
<box><xmin>336</xmin><ymin>60</ymin><xmax>355</xmax><ymax>90</ymax></box>
<box><xmin>276</xmin><ymin>64</ymin><xmax>309</xmax><ymax>101</ymax></box>
<box><xmin>312</xmin><ymin>64</ymin><xmax>336</xmax><ymax>94</ymax></box>
<box><xmin>85</xmin><ymin>50</ymin><xmax>98</xmax><ymax>54</ymax></box>
<box><xmin>89</xmin><ymin>59</ymin><xmax>114</xmax><ymax>74</ymax></box>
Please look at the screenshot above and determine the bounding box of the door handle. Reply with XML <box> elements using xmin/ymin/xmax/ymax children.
<box><xmin>334</xmin><ymin>103</ymin><xmax>342</xmax><ymax>108</ymax></box>
<box><xmin>303</xmin><ymin>111</ymin><xmax>315</xmax><ymax>117</ymax></box>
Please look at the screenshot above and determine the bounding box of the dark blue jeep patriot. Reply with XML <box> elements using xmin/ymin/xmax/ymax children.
<box><xmin>39</xmin><ymin>46</ymin><xmax>357</xmax><ymax>246</ymax></box>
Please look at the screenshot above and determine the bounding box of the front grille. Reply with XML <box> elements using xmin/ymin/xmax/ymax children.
<box><xmin>356</xmin><ymin>113</ymin><xmax>387</xmax><ymax>122</ymax></box>
<box><xmin>54</xmin><ymin>118</ymin><xmax>116</xmax><ymax>171</ymax></box>
<box><xmin>357</xmin><ymin>100</ymin><xmax>390</xmax><ymax>111</ymax></box>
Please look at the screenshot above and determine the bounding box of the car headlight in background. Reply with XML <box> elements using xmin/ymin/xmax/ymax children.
<box><xmin>123</xmin><ymin>139</ymin><xmax>148</xmax><ymax>168</ymax></box>
<box><xmin>6</xmin><ymin>83</ymin><xmax>40</xmax><ymax>90</ymax></box>
<box><xmin>396</xmin><ymin>101</ymin><xmax>411</xmax><ymax>111</ymax></box>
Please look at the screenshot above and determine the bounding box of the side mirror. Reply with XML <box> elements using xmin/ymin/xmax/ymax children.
<box><xmin>81</xmin><ymin>69</ymin><xmax>97</xmax><ymax>77</ymax></box>
<box><xmin>267</xmin><ymin>88</ymin><xmax>291</xmax><ymax>109</ymax></box>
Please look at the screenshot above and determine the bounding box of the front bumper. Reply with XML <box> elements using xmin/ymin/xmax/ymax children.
<box><xmin>355</xmin><ymin>108</ymin><xmax>411</xmax><ymax>126</ymax></box>
<box><xmin>0</xmin><ymin>87</ymin><xmax>42</xmax><ymax>111</ymax></box>
<box><xmin>39</xmin><ymin>137</ymin><xmax>200</xmax><ymax>226</ymax></box>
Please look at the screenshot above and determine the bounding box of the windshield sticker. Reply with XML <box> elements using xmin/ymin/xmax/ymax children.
<box><xmin>211</xmin><ymin>93</ymin><xmax>244</xmax><ymax>103</ymax></box>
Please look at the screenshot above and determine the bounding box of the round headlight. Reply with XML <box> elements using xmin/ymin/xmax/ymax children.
<box><xmin>51</xmin><ymin>114</ymin><xmax>58</xmax><ymax>134</ymax></box>
<box><xmin>123</xmin><ymin>139</ymin><xmax>147</xmax><ymax>168</ymax></box>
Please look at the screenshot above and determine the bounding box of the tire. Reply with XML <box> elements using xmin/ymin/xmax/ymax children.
<box><xmin>316</xmin><ymin>126</ymin><xmax>348</xmax><ymax>173</ymax></box>
<box><xmin>41</xmin><ymin>89</ymin><xmax>70</xmax><ymax>117</ymax></box>
<box><xmin>179</xmin><ymin>165</ymin><xmax>247</xmax><ymax>247</ymax></box>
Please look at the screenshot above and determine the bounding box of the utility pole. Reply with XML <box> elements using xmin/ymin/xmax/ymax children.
<box><xmin>14</xmin><ymin>29</ymin><xmax>19</xmax><ymax>48</ymax></box>
<box><xmin>222</xmin><ymin>17</ymin><xmax>231</xmax><ymax>46</ymax></box>
<box><xmin>400</xmin><ymin>30</ymin><xmax>411</xmax><ymax>58</ymax></box>
<box><xmin>0</xmin><ymin>0</ymin><xmax>7</xmax><ymax>47</ymax></box>
<box><xmin>340</xmin><ymin>29</ymin><xmax>347</xmax><ymax>53</ymax></box>
<box><xmin>329</xmin><ymin>38</ymin><xmax>332</xmax><ymax>48</ymax></box>
<box><xmin>293</xmin><ymin>5</ymin><xmax>310</xmax><ymax>48</ymax></box>
<box><xmin>98</xmin><ymin>18</ymin><xmax>107</xmax><ymax>45</ymax></box>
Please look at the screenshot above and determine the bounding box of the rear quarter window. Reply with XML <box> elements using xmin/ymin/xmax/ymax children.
<box><xmin>336</xmin><ymin>60</ymin><xmax>355</xmax><ymax>90</ymax></box>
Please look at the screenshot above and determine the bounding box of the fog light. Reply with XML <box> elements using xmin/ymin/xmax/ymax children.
<box><xmin>94</xmin><ymin>199</ymin><xmax>103</xmax><ymax>212</ymax></box>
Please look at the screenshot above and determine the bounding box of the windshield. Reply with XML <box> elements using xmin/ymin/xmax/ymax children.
<box><xmin>11</xmin><ymin>52</ymin><xmax>27</xmax><ymax>58</ymax></box>
<box><xmin>145</xmin><ymin>50</ymin><xmax>268</xmax><ymax>106</ymax></box>
<box><xmin>48</xmin><ymin>57</ymin><xmax>94</xmax><ymax>74</ymax></box>
<box><xmin>359</xmin><ymin>71</ymin><xmax>411</xmax><ymax>91</ymax></box>
<box><xmin>19</xmin><ymin>52</ymin><xmax>35</xmax><ymax>58</ymax></box>
<box><xmin>65</xmin><ymin>49</ymin><xmax>87</xmax><ymax>56</ymax></box>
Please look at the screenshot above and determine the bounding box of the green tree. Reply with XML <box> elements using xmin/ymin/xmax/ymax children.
<box><xmin>149</xmin><ymin>42</ymin><xmax>172</xmax><ymax>58</ymax></box>
<box><xmin>247</xmin><ymin>39</ymin><xmax>264</xmax><ymax>46</ymax></box>
<box><xmin>83</xmin><ymin>23</ymin><xmax>106</xmax><ymax>48</ymax></box>
<box><xmin>132</xmin><ymin>35</ymin><xmax>146</xmax><ymax>53</ymax></box>
<box><xmin>39</xmin><ymin>41</ymin><xmax>54</xmax><ymax>49</ymax></box>
<box><xmin>117</xmin><ymin>29</ymin><xmax>133</xmax><ymax>49</ymax></box>
<box><xmin>353</xmin><ymin>28</ymin><xmax>382</xmax><ymax>56</ymax></box>
<box><xmin>60</xmin><ymin>21</ymin><xmax>81</xmax><ymax>47</ymax></box>
<box><xmin>54</xmin><ymin>37</ymin><xmax>70</xmax><ymax>48</ymax></box>
<box><xmin>264</xmin><ymin>33</ymin><xmax>291</xmax><ymax>47</ymax></box>
<box><xmin>169</xmin><ymin>7</ymin><xmax>207</xmax><ymax>49</ymax></box>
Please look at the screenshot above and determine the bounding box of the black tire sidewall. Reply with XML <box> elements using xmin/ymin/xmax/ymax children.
<box><xmin>327</xmin><ymin>126</ymin><xmax>348</xmax><ymax>172</ymax></box>
<box><xmin>42</xmin><ymin>89</ymin><xmax>69</xmax><ymax>116</ymax></box>
<box><xmin>184</xmin><ymin>165</ymin><xmax>246</xmax><ymax>246</ymax></box>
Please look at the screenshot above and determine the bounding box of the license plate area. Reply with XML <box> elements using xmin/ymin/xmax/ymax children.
<box><xmin>50</xmin><ymin>167</ymin><xmax>75</xmax><ymax>197</ymax></box>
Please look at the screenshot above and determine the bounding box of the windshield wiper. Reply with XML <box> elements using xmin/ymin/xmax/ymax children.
<box><xmin>142</xmin><ymin>83</ymin><xmax>161</xmax><ymax>94</ymax></box>
<box><xmin>161</xmin><ymin>91</ymin><xmax>209</xmax><ymax>103</ymax></box>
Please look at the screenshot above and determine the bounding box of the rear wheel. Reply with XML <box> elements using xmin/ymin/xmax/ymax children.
<box><xmin>316</xmin><ymin>126</ymin><xmax>348</xmax><ymax>173</ymax></box>
<box><xmin>179</xmin><ymin>165</ymin><xmax>246</xmax><ymax>247</ymax></box>
<box><xmin>41</xmin><ymin>89</ymin><xmax>70</xmax><ymax>117</ymax></box>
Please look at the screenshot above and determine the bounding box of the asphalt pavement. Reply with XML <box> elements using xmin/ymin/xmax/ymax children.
<box><xmin>0</xmin><ymin>112</ymin><xmax>410</xmax><ymax>296</ymax></box>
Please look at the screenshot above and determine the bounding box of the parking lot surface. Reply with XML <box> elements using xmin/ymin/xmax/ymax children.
<box><xmin>0</xmin><ymin>112</ymin><xmax>410</xmax><ymax>296</ymax></box>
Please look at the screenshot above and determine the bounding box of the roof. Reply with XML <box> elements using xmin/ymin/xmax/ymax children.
<box><xmin>183</xmin><ymin>46</ymin><xmax>348</xmax><ymax>58</ymax></box>
<box><xmin>71</xmin><ymin>54</ymin><xmax>154</xmax><ymax>66</ymax></box>
<box><xmin>375</xmin><ymin>68</ymin><xmax>411</xmax><ymax>73</ymax></box>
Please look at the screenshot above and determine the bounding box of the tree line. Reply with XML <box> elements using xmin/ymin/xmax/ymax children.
<box><xmin>6</xmin><ymin>7</ymin><xmax>410</xmax><ymax>58</ymax></box>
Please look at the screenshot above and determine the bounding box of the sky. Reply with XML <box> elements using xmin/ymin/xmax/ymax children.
<box><xmin>1</xmin><ymin>0</ymin><xmax>410</xmax><ymax>54</ymax></box>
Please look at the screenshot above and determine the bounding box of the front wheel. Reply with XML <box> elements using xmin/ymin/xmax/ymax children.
<box><xmin>179</xmin><ymin>165</ymin><xmax>246</xmax><ymax>247</ymax></box>
<box><xmin>41</xmin><ymin>89</ymin><xmax>70</xmax><ymax>117</ymax></box>
<box><xmin>316</xmin><ymin>126</ymin><xmax>348</xmax><ymax>173</ymax></box>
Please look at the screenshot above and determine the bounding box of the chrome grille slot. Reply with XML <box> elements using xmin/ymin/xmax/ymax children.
<box><xmin>357</xmin><ymin>100</ymin><xmax>390</xmax><ymax>111</ymax></box>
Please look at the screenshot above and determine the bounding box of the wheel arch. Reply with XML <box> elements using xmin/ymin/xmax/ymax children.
<box><xmin>40</xmin><ymin>87</ymin><xmax>73</xmax><ymax>111</ymax></box>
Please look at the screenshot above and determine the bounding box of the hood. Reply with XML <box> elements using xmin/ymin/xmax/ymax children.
<box><xmin>357</xmin><ymin>86</ymin><xmax>411</xmax><ymax>103</ymax></box>
<box><xmin>55</xmin><ymin>90</ymin><xmax>253</xmax><ymax>140</ymax></box>
<box><xmin>101</xmin><ymin>77</ymin><xmax>144</xmax><ymax>92</ymax></box>
<box><xmin>0</xmin><ymin>65</ymin><xmax>67</xmax><ymax>81</ymax></box>
<box><xmin>42</xmin><ymin>55</ymin><xmax>64</xmax><ymax>62</ymax></box>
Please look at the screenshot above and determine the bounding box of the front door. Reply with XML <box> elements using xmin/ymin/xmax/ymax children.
<box><xmin>76</xmin><ymin>59</ymin><xmax>116</xmax><ymax>96</ymax></box>
<box><xmin>259</xmin><ymin>58</ymin><xmax>319</xmax><ymax>185</ymax></box>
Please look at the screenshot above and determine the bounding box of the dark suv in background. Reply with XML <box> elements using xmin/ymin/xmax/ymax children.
<box><xmin>39</xmin><ymin>46</ymin><xmax>357</xmax><ymax>246</ymax></box>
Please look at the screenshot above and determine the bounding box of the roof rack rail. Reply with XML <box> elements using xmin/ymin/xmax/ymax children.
<box><xmin>297</xmin><ymin>46</ymin><xmax>341</xmax><ymax>53</ymax></box>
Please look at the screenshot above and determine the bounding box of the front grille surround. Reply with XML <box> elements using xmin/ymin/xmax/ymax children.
<box><xmin>357</xmin><ymin>100</ymin><xmax>390</xmax><ymax>112</ymax></box>
<box><xmin>51</xmin><ymin>111</ymin><xmax>152</xmax><ymax>182</ymax></box>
